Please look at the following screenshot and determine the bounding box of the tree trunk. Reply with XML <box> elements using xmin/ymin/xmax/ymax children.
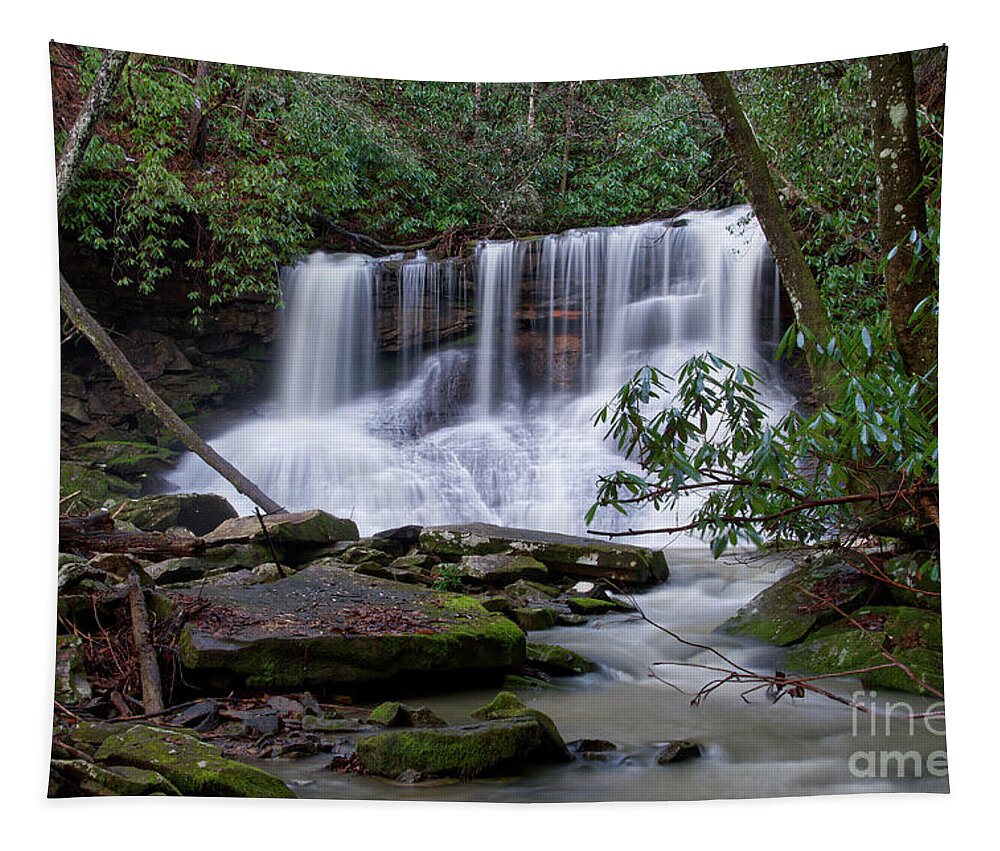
<box><xmin>527</xmin><ymin>82</ymin><xmax>538</xmax><ymax>130</ymax></box>
<box><xmin>187</xmin><ymin>60</ymin><xmax>212</xmax><ymax>162</ymax></box>
<box><xmin>127</xmin><ymin>569</ymin><xmax>165</xmax><ymax>715</ymax></box>
<box><xmin>54</xmin><ymin>50</ymin><xmax>130</xmax><ymax>215</ymax></box>
<box><xmin>697</xmin><ymin>71</ymin><xmax>835</xmax><ymax>399</ymax></box>
<box><xmin>56</xmin><ymin>49</ymin><xmax>284</xmax><ymax>515</ymax></box>
<box><xmin>867</xmin><ymin>52</ymin><xmax>938</xmax><ymax>379</ymax></box>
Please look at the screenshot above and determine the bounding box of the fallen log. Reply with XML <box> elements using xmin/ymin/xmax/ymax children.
<box><xmin>127</xmin><ymin>568</ymin><xmax>165</xmax><ymax>715</ymax></box>
<box><xmin>59</xmin><ymin>513</ymin><xmax>206</xmax><ymax>559</ymax></box>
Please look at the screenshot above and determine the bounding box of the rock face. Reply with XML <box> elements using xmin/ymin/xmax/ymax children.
<box><xmin>176</xmin><ymin>563</ymin><xmax>525</xmax><ymax>689</ymax></box>
<box><xmin>419</xmin><ymin>522</ymin><xmax>668</xmax><ymax>584</ymax></box>
<box><xmin>93</xmin><ymin>724</ymin><xmax>294</xmax><ymax>797</ymax></box>
<box><xmin>722</xmin><ymin>554</ymin><xmax>879</xmax><ymax>646</ymax></box>
<box><xmin>117</xmin><ymin>493</ymin><xmax>239</xmax><ymax>536</ymax></box>
<box><xmin>783</xmin><ymin>606</ymin><xmax>944</xmax><ymax>696</ymax></box>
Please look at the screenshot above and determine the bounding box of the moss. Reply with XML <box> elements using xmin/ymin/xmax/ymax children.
<box><xmin>73</xmin><ymin>441</ymin><xmax>179</xmax><ymax>476</ymax></box>
<box><xmin>566</xmin><ymin>597</ymin><xmax>624</xmax><ymax>615</ymax></box>
<box><xmin>470</xmin><ymin>691</ymin><xmax>527</xmax><ymax>720</ymax></box>
<box><xmin>94</xmin><ymin>724</ymin><xmax>294</xmax><ymax>797</ymax></box>
<box><xmin>512</xmin><ymin>607</ymin><xmax>558</xmax><ymax>631</ymax></box>
<box><xmin>783</xmin><ymin>607</ymin><xmax>944</xmax><ymax>697</ymax></box>
<box><xmin>50</xmin><ymin>759</ymin><xmax>181</xmax><ymax>796</ymax></box>
<box><xmin>355</xmin><ymin>718</ymin><xmax>551</xmax><ymax>778</ymax></box>
<box><xmin>526</xmin><ymin>642</ymin><xmax>598</xmax><ymax>676</ymax></box>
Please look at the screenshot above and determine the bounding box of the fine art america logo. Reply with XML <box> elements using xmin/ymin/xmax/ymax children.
<box><xmin>849</xmin><ymin>690</ymin><xmax>947</xmax><ymax>779</ymax></box>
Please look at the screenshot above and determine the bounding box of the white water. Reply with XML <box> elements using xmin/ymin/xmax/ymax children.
<box><xmin>168</xmin><ymin>207</ymin><xmax>791</xmax><ymax>539</ymax></box>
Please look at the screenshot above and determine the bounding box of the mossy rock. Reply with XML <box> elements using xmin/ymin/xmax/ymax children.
<box><xmin>94</xmin><ymin>724</ymin><xmax>294</xmax><ymax>797</ymax></box>
<box><xmin>49</xmin><ymin>759</ymin><xmax>181</xmax><ymax>797</ymax></box>
<box><xmin>722</xmin><ymin>553</ymin><xmax>880</xmax><ymax>646</ymax></box>
<box><xmin>470</xmin><ymin>691</ymin><xmax>527</xmax><ymax>720</ymax></box>
<box><xmin>368</xmin><ymin>701</ymin><xmax>447</xmax><ymax>728</ymax></box>
<box><xmin>504</xmin><ymin>579</ymin><xmax>563</xmax><ymax>600</ymax></box>
<box><xmin>72</xmin><ymin>441</ymin><xmax>180</xmax><ymax>476</ymax></box>
<box><xmin>177</xmin><ymin>565</ymin><xmax>525</xmax><ymax>689</ymax></box>
<box><xmin>117</xmin><ymin>493</ymin><xmax>239</xmax><ymax>537</ymax></box>
<box><xmin>566</xmin><ymin>596</ymin><xmax>630</xmax><ymax>615</ymax></box>
<box><xmin>783</xmin><ymin>607</ymin><xmax>944</xmax><ymax>696</ymax></box>
<box><xmin>418</xmin><ymin>522</ymin><xmax>668</xmax><ymax>584</ymax></box>
<box><xmin>883</xmin><ymin>552</ymin><xmax>942</xmax><ymax>611</ymax></box>
<box><xmin>60</xmin><ymin>461</ymin><xmax>140</xmax><ymax>510</ymax></box>
<box><xmin>355</xmin><ymin>715</ymin><xmax>570</xmax><ymax>779</ymax></box>
<box><xmin>457</xmin><ymin>554</ymin><xmax>549</xmax><ymax>587</ymax></box>
<box><xmin>204</xmin><ymin>509</ymin><xmax>359</xmax><ymax>549</ymax></box>
<box><xmin>338</xmin><ymin>545</ymin><xmax>396</xmax><ymax>567</ymax></box>
<box><xmin>145</xmin><ymin>544</ymin><xmax>272</xmax><ymax>585</ymax></box>
<box><xmin>512</xmin><ymin>607</ymin><xmax>559</xmax><ymax>631</ymax></box>
<box><xmin>526</xmin><ymin>643</ymin><xmax>598</xmax><ymax>676</ymax></box>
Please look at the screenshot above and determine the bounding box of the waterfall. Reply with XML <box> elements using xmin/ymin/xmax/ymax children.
<box><xmin>279</xmin><ymin>253</ymin><xmax>377</xmax><ymax>412</ymax></box>
<box><xmin>168</xmin><ymin>206</ymin><xmax>791</xmax><ymax>537</ymax></box>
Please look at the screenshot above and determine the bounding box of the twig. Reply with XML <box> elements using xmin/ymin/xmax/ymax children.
<box><xmin>255</xmin><ymin>507</ymin><xmax>287</xmax><ymax>579</ymax></box>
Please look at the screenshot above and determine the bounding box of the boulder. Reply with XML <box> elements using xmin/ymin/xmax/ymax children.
<box><xmin>117</xmin><ymin>493</ymin><xmax>238</xmax><ymax>536</ymax></box>
<box><xmin>526</xmin><ymin>643</ymin><xmax>598</xmax><ymax>676</ymax></box>
<box><xmin>176</xmin><ymin>564</ymin><xmax>525</xmax><ymax>689</ymax></box>
<box><xmin>145</xmin><ymin>544</ymin><xmax>272</xmax><ymax>585</ymax></box>
<box><xmin>656</xmin><ymin>741</ymin><xmax>702</xmax><ymax>765</ymax></box>
<box><xmin>722</xmin><ymin>554</ymin><xmax>880</xmax><ymax>646</ymax></box>
<box><xmin>512</xmin><ymin>607</ymin><xmax>559</xmax><ymax>632</ymax></box>
<box><xmin>367</xmin><ymin>702</ymin><xmax>447</xmax><ymax>728</ymax></box>
<box><xmin>456</xmin><ymin>553</ymin><xmax>549</xmax><ymax>587</ymax></box>
<box><xmin>49</xmin><ymin>759</ymin><xmax>181</xmax><ymax>797</ymax></box>
<box><xmin>355</xmin><ymin>712</ymin><xmax>570</xmax><ymax>779</ymax></box>
<box><xmin>783</xmin><ymin>606</ymin><xmax>944</xmax><ymax>696</ymax></box>
<box><xmin>566</xmin><ymin>596</ymin><xmax>632</xmax><ymax>615</ymax></box>
<box><xmin>94</xmin><ymin>724</ymin><xmax>294</xmax><ymax>797</ymax></box>
<box><xmin>204</xmin><ymin>509</ymin><xmax>359</xmax><ymax>550</ymax></box>
<box><xmin>883</xmin><ymin>552</ymin><xmax>942</xmax><ymax>611</ymax></box>
<box><xmin>418</xmin><ymin>522</ymin><xmax>668</xmax><ymax>584</ymax></box>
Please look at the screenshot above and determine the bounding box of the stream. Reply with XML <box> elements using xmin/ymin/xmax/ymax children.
<box><xmin>255</xmin><ymin>547</ymin><xmax>948</xmax><ymax>801</ymax></box>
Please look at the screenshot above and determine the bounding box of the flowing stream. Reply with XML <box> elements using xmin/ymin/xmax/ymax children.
<box><xmin>255</xmin><ymin>547</ymin><xmax>948</xmax><ymax>801</ymax></box>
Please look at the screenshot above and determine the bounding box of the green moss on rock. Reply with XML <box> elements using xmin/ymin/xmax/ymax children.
<box><xmin>526</xmin><ymin>642</ymin><xmax>598</xmax><ymax>676</ymax></box>
<box><xmin>722</xmin><ymin>554</ymin><xmax>879</xmax><ymax>646</ymax></box>
<box><xmin>94</xmin><ymin>724</ymin><xmax>294</xmax><ymax>797</ymax></box>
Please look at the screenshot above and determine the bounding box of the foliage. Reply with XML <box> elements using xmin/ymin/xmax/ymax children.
<box><xmin>587</xmin><ymin>317</ymin><xmax>938</xmax><ymax>555</ymax></box>
<box><xmin>431</xmin><ymin>563</ymin><xmax>463</xmax><ymax>592</ymax></box>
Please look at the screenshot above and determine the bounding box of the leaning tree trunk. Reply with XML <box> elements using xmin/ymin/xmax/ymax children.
<box><xmin>55</xmin><ymin>49</ymin><xmax>284</xmax><ymax>515</ymax></box>
<box><xmin>867</xmin><ymin>51</ymin><xmax>939</xmax><ymax>380</ymax></box>
<box><xmin>697</xmin><ymin>71</ymin><xmax>835</xmax><ymax>401</ymax></box>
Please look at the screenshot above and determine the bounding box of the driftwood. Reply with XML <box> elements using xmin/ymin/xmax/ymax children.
<box><xmin>127</xmin><ymin>568</ymin><xmax>165</xmax><ymax>715</ymax></box>
<box><xmin>59</xmin><ymin>512</ymin><xmax>206</xmax><ymax>559</ymax></box>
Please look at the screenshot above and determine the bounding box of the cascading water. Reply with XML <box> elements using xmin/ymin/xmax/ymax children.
<box><xmin>167</xmin><ymin>206</ymin><xmax>791</xmax><ymax>539</ymax></box>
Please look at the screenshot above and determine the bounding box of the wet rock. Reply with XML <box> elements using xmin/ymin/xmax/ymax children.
<box><xmin>176</xmin><ymin>564</ymin><xmax>525</xmax><ymax>689</ymax></box>
<box><xmin>470</xmin><ymin>691</ymin><xmax>527</xmax><ymax>721</ymax></box>
<box><xmin>526</xmin><ymin>643</ymin><xmax>598</xmax><ymax>676</ymax></box>
<box><xmin>372</xmin><ymin>524</ymin><xmax>424</xmax><ymax>552</ymax></box>
<box><xmin>556</xmin><ymin>614</ymin><xmax>589</xmax><ymax>627</ymax></box>
<box><xmin>722</xmin><ymin>553</ymin><xmax>880</xmax><ymax>646</ymax></box>
<box><xmin>338</xmin><ymin>545</ymin><xmax>396</xmax><ymax>566</ymax></box>
<box><xmin>456</xmin><ymin>553</ymin><xmax>549</xmax><ymax>587</ymax></box>
<box><xmin>54</xmin><ymin>636</ymin><xmax>92</xmax><ymax>704</ymax></box>
<box><xmin>782</xmin><ymin>606</ymin><xmax>944</xmax><ymax>696</ymax></box>
<box><xmin>94</xmin><ymin>724</ymin><xmax>295</xmax><ymax>797</ymax></box>
<box><xmin>267</xmin><ymin>695</ymin><xmax>306</xmax><ymax>718</ymax></box>
<box><xmin>117</xmin><ymin>493</ymin><xmax>238</xmax><ymax>536</ymax></box>
<box><xmin>656</xmin><ymin>740</ymin><xmax>702</xmax><ymax>765</ymax></box>
<box><xmin>368</xmin><ymin>702</ymin><xmax>448</xmax><ymax>728</ymax></box>
<box><xmin>505</xmin><ymin>579</ymin><xmax>563</xmax><ymax>600</ymax></box>
<box><xmin>568</xmin><ymin>739</ymin><xmax>619</xmax><ymax>762</ymax></box>
<box><xmin>418</xmin><ymin>522</ymin><xmax>668</xmax><ymax>584</ymax></box>
<box><xmin>302</xmin><ymin>716</ymin><xmax>365</xmax><ymax>733</ymax></box>
<box><xmin>227</xmin><ymin>708</ymin><xmax>282</xmax><ymax>737</ymax></box>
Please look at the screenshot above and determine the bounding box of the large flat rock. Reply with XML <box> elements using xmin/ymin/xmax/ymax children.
<box><xmin>203</xmin><ymin>509</ymin><xmax>359</xmax><ymax>548</ymax></box>
<box><xmin>419</xmin><ymin>522</ymin><xmax>668</xmax><ymax>584</ymax></box>
<box><xmin>175</xmin><ymin>563</ymin><xmax>525</xmax><ymax>689</ymax></box>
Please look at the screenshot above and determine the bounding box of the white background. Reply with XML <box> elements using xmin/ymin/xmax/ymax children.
<box><xmin>0</xmin><ymin>2</ymin><xmax>992</xmax><ymax>849</ymax></box>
